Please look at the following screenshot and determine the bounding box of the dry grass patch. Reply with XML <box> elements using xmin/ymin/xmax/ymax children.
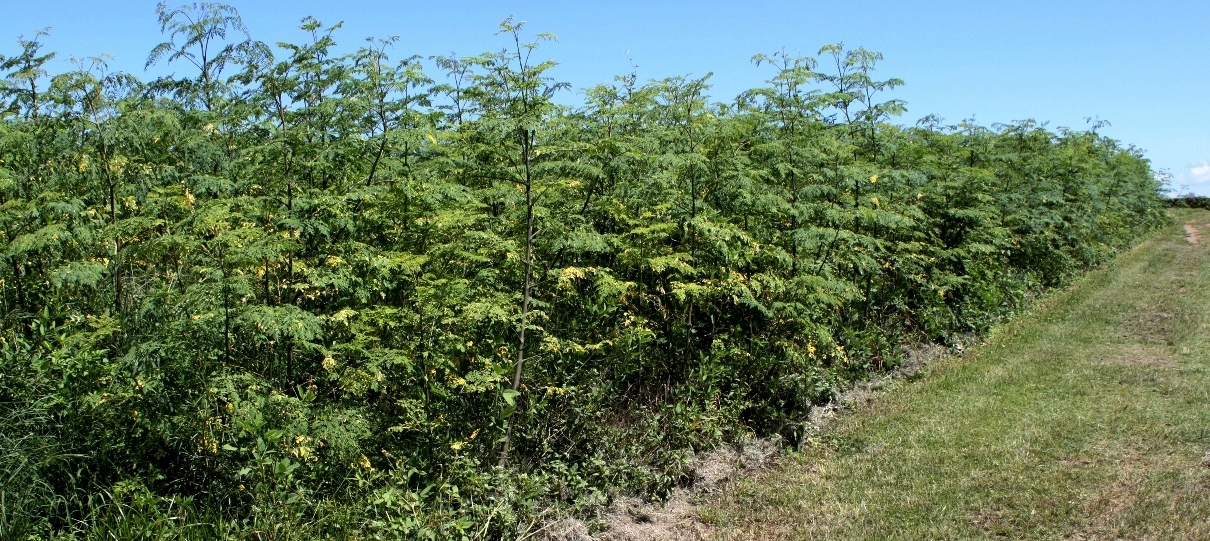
<box><xmin>1097</xmin><ymin>343</ymin><xmax>1179</xmax><ymax>369</ymax></box>
<box><xmin>1075</xmin><ymin>441</ymin><xmax>1210</xmax><ymax>540</ymax></box>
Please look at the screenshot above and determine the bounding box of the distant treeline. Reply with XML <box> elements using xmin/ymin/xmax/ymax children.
<box><xmin>0</xmin><ymin>4</ymin><xmax>1166</xmax><ymax>539</ymax></box>
<box><xmin>1167</xmin><ymin>195</ymin><xmax>1210</xmax><ymax>209</ymax></box>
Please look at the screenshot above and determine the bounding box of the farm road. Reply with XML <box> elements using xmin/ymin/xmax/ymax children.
<box><xmin>697</xmin><ymin>210</ymin><xmax>1210</xmax><ymax>540</ymax></box>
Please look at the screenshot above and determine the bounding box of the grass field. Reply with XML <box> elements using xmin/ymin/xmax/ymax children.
<box><xmin>701</xmin><ymin>209</ymin><xmax>1210</xmax><ymax>540</ymax></box>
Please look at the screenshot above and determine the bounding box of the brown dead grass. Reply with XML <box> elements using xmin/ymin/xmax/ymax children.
<box><xmin>1097</xmin><ymin>343</ymin><xmax>1179</xmax><ymax>369</ymax></box>
<box><xmin>1071</xmin><ymin>440</ymin><xmax>1210</xmax><ymax>540</ymax></box>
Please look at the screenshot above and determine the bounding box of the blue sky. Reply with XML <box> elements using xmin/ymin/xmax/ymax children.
<box><xmin>4</xmin><ymin>1</ymin><xmax>1208</xmax><ymax>194</ymax></box>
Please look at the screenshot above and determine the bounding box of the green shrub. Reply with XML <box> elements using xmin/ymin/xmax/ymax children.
<box><xmin>0</xmin><ymin>6</ymin><xmax>1165</xmax><ymax>539</ymax></box>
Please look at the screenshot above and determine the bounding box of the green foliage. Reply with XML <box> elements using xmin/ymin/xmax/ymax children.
<box><xmin>0</xmin><ymin>6</ymin><xmax>1165</xmax><ymax>539</ymax></box>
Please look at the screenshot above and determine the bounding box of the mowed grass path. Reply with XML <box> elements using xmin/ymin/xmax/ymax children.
<box><xmin>703</xmin><ymin>209</ymin><xmax>1210</xmax><ymax>540</ymax></box>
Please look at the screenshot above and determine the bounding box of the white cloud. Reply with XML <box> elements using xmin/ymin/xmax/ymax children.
<box><xmin>1175</xmin><ymin>161</ymin><xmax>1210</xmax><ymax>196</ymax></box>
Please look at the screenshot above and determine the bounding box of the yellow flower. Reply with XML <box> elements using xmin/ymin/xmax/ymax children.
<box><xmin>869</xmin><ymin>175</ymin><xmax>879</xmax><ymax>183</ymax></box>
<box><xmin>291</xmin><ymin>436</ymin><xmax>316</xmax><ymax>461</ymax></box>
<box><xmin>199</xmin><ymin>433</ymin><xmax>218</xmax><ymax>454</ymax></box>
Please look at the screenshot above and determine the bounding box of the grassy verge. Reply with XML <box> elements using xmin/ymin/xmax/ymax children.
<box><xmin>702</xmin><ymin>209</ymin><xmax>1210</xmax><ymax>539</ymax></box>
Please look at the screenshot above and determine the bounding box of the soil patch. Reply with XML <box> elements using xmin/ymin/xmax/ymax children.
<box><xmin>1184</xmin><ymin>222</ymin><xmax>1200</xmax><ymax>244</ymax></box>
<box><xmin>541</xmin><ymin>438</ymin><xmax>781</xmax><ymax>540</ymax></box>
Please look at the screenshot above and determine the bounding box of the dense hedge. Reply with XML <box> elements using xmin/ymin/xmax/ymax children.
<box><xmin>0</xmin><ymin>6</ymin><xmax>1165</xmax><ymax>539</ymax></box>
